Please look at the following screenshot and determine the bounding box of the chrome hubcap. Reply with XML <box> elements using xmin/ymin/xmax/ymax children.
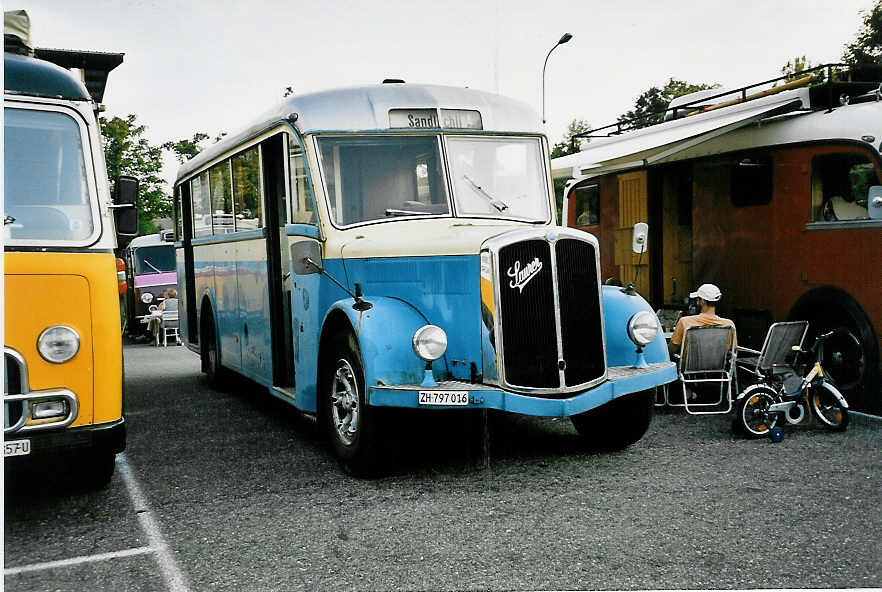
<box><xmin>330</xmin><ymin>359</ymin><xmax>359</xmax><ymax>446</ymax></box>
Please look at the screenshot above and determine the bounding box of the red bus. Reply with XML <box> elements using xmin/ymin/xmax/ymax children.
<box><xmin>553</xmin><ymin>65</ymin><xmax>881</xmax><ymax>413</ymax></box>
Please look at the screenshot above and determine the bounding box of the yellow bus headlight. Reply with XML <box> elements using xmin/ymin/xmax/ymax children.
<box><xmin>37</xmin><ymin>325</ymin><xmax>81</xmax><ymax>363</ymax></box>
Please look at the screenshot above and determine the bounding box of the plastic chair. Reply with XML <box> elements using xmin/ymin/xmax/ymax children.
<box><xmin>673</xmin><ymin>325</ymin><xmax>737</xmax><ymax>414</ymax></box>
<box><xmin>736</xmin><ymin>321</ymin><xmax>808</xmax><ymax>384</ymax></box>
<box><xmin>160</xmin><ymin>298</ymin><xmax>180</xmax><ymax>347</ymax></box>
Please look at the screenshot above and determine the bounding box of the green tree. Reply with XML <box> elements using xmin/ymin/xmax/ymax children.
<box><xmin>100</xmin><ymin>113</ymin><xmax>169</xmax><ymax>235</ymax></box>
<box><xmin>161</xmin><ymin>132</ymin><xmax>209</xmax><ymax>164</ymax></box>
<box><xmin>842</xmin><ymin>0</ymin><xmax>882</xmax><ymax>64</ymax></box>
<box><xmin>618</xmin><ymin>78</ymin><xmax>719</xmax><ymax>129</ymax></box>
<box><xmin>551</xmin><ymin>118</ymin><xmax>592</xmax><ymax>159</ymax></box>
<box><xmin>780</xmin><ymin>55</ymin><xmax>816</xmax><ymax>80</ymax></box>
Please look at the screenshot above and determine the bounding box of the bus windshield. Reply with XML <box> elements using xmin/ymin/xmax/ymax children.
<box><xmin>446</xmin><ymin>136</ymin><xmax>549</xmax><ymax>222</ymax></box>
<box><xmin>134</xmin><ymin>245</ymin><xmax>176</xmax><ymax>275</ymax></box>
<box><xmin>3</xmin><ymin>108</ymin><xmax>95</xmax><ymax>241</ymax></box>
<box><xmin>317</xmin><ymin>134</ymin><xmax>550</xmax><ymax>227</ymax></box>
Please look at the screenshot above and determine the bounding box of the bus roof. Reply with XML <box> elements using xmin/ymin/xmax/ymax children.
<box><xmin>3</xmin><ymin>52</ymin><xmax>91</xmax><ymax>101</ymax></box>
<box><xmin>126</xmin><ymin>233</ymin><xmax>173</xmax><ymax>249</ymax></box>
<box><xmin>176</xmin><ymin>83</ymin><xmax>541</xmax><ymax>183</ymax></box>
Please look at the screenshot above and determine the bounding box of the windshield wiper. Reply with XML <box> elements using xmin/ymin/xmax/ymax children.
<box><xmin>385</xmin><ymin>208</ymin><xmax>432</xmax><ymax>217</ymax></box>
<box><xmin>143</xmin><ymin>259</ymin><xmax>162</xmax><ymax>273</ymax></box>
<box><xmin>462</xmin><ymin>175</ymin><xmax>509</xmax><ymax>212</ymax></box>
<box><xmin>4</xmin><ymin>214</ymin><xmax>15</xmax><ymax>225</ymax></box>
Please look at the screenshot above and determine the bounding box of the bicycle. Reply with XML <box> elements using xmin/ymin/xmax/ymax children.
<box><xmin>733</xmin><ymin>330</ymin><xmax>849</xmax><ymax>438</ymax></box>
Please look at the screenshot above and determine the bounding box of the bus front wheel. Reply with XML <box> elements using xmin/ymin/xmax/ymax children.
<box><xmin>319</xmin><ymin>332</ymin><xmax>380</xmax><ymax>477</ymax></box>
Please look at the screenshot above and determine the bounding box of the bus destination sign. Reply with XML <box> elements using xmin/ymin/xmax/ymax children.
<box><xmin>389</xmin><ymin>109</ymin><xmax>482</xmax><ymax>130</ymax></box>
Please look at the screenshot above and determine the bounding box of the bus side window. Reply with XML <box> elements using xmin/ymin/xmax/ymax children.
<box><xmin>812</xmin><ymin>152</ymin><xmax>876</xmax><ymax>221</ymax></box>
<box><xmin>232</xmin><ymin>146</ymin><xmax>262</xmax><ymax>230</ymax></box>
<box><xmin>191</xmin><ymin>171</ymin><xmax>211</xmax><ymax>237</ymax></box>
<box><xmin>288</xmin><ymin>134</ymin><xmax>318</xmax><ymax>225</ymax></box>
<box><xmin>574</xmin><ymin>184</ymin><xmax>599</xmax><ymax>226</ymax></box>
<box><xmin>209</xmin><ymin>161</ymin><xmax>234</xmax><ymax>234</ymax></box>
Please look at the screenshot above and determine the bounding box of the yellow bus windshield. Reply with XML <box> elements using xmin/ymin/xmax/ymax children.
<box><xmin>3</xmin><ymin>108</ymin><xmax>94</xmax><ymax>241</ymax></box>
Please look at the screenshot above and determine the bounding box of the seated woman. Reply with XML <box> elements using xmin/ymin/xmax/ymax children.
<box><xmin>148</xmin><ymin>288</ymin><xmax>179</xmax><ymax>345</ymax></box>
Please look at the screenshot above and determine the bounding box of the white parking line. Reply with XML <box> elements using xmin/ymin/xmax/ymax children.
<box><xmin>4</xmin><ymin>546</ymin><xmax>153</xmax><ymax>576</ymax></box>
<box><xmin>117</xmin><ymin>453</ymin><xmax>191</xmax><ymax>592</ymax></box>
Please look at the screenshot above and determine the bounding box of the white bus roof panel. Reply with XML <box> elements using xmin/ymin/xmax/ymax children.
<box><xmin>550</xmin><ymin>90</ymin><xmax>809</xmax><ymax>179</ymax></box>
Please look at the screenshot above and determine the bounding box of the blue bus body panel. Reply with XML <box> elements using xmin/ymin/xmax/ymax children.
<box><xmin>190</xmin><ymin>238</ymin><xmax>274</xmax><ymax>386</ymax></box>
<box><xmin>289</xmin><ymin>255</ymin><xmax>480</xmax><ymax>413</ymax></box>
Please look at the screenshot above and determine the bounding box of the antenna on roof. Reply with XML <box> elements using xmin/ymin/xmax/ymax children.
<box><xmin>382</xmin><ymin>78</ymin><xmax>405</xmax><ymax>84</ymax></box>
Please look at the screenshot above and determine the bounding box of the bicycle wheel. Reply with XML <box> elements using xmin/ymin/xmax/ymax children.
<box><xmin>811</xmin><ymin>382</ymin><xmax>850</xmax><ymax>432</ymax></box>
<box><xmin>734</xmin><ymin>384</ymin><xmax>778</xmax><ymax>438</ymax></box>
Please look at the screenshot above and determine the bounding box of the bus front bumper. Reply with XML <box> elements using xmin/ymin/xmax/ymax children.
<box><xmin>3</xmin><ymin>418</ymin><xmax>126</xmax><ymax>461</ymax></box>
<box><xmin>368</xmin><ymin>362</ymin><xmax>677</xmax><ymax>417</ymax></box>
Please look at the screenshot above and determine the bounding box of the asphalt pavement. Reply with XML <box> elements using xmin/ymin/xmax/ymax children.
<box><xmin>4</xmin><ymin>343</ymin><xmax>881</xmax><ymax>591</ymax></box>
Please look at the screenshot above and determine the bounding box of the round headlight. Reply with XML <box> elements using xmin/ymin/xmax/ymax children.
<box><xmin>37</xmin><ymin>325</ymin><xmax>80</xmax><ymax>363</ymax></box>
<box><xmin>141</xmin><ymin>292</ymin><xmax>154</xmax><ymax>304</ymax></box>
<box><xmin>412</xmin><ymin>325</ymin><xmax>448</xmax><ymax>362</ymax></box>
<box><xmin>627</xmin><ymin>311</ymin><xmax>659</xmax><ymax>347</ymax></box>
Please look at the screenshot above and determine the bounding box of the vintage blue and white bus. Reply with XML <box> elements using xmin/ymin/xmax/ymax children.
<box><xmin>173</xmin><ymin>82</ymin><xmax>677</xmax><ymax>474</ymax></box>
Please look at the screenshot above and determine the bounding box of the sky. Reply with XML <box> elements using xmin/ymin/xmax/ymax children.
<box><xmin>7</xmin><ymin>0</ymin><xmax>877</xmax><ymax>188</ymax></box>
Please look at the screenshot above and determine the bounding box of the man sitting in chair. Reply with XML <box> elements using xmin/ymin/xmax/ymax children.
<box><xmin>669</xmin><ymin>283</ymin><xmax>736</xmax><ymax>357</ymax></box>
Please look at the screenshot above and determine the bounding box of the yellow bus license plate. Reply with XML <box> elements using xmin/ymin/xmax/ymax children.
<box><xmin>4</xmin><ymin>440</ymin><xmax>31</xmax><ymax>457</ymax></box>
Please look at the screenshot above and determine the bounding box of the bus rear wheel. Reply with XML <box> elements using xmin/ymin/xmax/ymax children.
<box><xmin>571</xmin><ymin>389</ymin><xmax>654</xmax><ymax>451</ymax></box>
<box><xmin>791</xmin><ymin>288</ymin><xmax>879</xmax><ymax>414</ymax></box>
<box><xmin>201</xmin><ymin>310</ymin><xmax>226</xmax><ymax>388</ymax></box>
<box><xmin>319</xmin><ymin>333</ymin><xmax>380</xmax><ymax>477</ymax></box>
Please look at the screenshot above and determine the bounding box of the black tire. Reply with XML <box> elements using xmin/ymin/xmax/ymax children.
<box><xmin>319</xmin><ymin>332</ymin><xmax>380</xmax><ymax>476</ymax></box>
<box><xmin>733</xmin><ymin>384</ymin><xmax>778</xmax><ymax>438</ymax></box>
<box><xmin>811</xmin><ymin>382</ymin><xmax>850</xmax><ymax>432</ymax></box>
<box><xmin>201</xmin><ymin>309</ymin><xmax>226</xmax><ymax>388</ymax></box>
<box><xmin>571</xmin><ymin>389</ymin><xmax>653</xmax><ymax>451</ymax></box>
<box><xmin>791</xmin><ymin>288</ymin><xmax>879</xmax><ymax>414</ymax></box>
<box><xmin>77</xmin><ymin>450</ymin><xmax>116</xmax><ymax>490</ymax></box>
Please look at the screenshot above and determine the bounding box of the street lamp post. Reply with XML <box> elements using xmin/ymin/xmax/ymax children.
<box><xmin>541</xmin><ymin>33</ymin><xmax>573</xmax><ymax>125</ymax></box>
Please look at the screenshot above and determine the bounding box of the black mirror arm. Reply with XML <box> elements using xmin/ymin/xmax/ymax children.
<box><xmin>303</xmin><ymin>257</ymin><xmax>373</xmax><ymax>311</ymax></box>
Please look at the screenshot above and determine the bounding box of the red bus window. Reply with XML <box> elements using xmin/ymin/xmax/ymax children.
<box><xmin>574</xmin><ymin>184</ymin><xmax>599</xmax><ymax>226</ymax></box>
<box><xmin>812</xmin><ymin>153</ymin><xmax>876</xmax><ymax>221</ymax></box>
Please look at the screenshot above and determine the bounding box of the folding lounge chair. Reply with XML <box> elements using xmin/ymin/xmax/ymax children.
<box><xmin>736</xmin><ymin>321</ymin><xmax>808</xmax><ymax>385</ymax></box>
<box><xmin>674</xmin><ymin>325</ymin><xmax>737</xmax><ymax>415</ymax></box>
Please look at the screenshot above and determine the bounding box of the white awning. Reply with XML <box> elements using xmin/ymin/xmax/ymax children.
<box><xmin>551</xmin><ymin>90</ymin><xmax>808</xmax><ymax>180</ymax></box>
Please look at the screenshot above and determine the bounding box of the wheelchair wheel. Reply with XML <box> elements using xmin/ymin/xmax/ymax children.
<box><xmin>734</xmin><ymin>384</ymin><xmax>778</xmax><ymax>438</ymax></box>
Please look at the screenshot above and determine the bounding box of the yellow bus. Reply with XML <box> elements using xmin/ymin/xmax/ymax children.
<box><xmin>3</xmin><ymin>20</ymin><xmax>138</xmax><ymax>488</ymax></box>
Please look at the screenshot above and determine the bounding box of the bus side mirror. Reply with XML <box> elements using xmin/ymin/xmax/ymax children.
<box><xmin>632</xmin><ymin>222</ymin><xmax>648</xmax><ymax>254</ymax></box>
<box><xmin>291</xmin><ymin>239</ymin><xmax>323</xmax><ymax>275</ymax></box>
<box><xmin>112</xmin><ymin>175</ymin><xmax>139</xmax><ymax>242</ymax></box>
<box><xmin>868</xmin><ymin>186</ymin><xmax>882</xmax><ymax>220</ymax></box>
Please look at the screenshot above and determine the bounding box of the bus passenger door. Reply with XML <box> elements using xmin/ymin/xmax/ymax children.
<box><xmin>261</xmin><ymin>133</ymin><xmax>295</xmax><ymax>388</ymax></box>
<box><xmin>615</xmin><ymin>171</ymin><xmax>650</xmax><ymax>297</ymax></box>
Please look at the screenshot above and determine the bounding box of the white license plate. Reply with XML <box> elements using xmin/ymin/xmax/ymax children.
<box><xmin>418</xmin><ymin>391</ymin><xmax>469</xmax><ymax>406</ymax></box>
<box><xmin>4</xmin><ymin>439</ymin><xmax>31</xmax><ymax>457</ymax></box>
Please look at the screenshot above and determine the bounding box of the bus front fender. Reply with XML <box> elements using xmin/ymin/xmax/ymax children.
<box><xmin>327</xmin><ymin>296</ymin><xmax>445</xmax><ymax>390</ymax></box>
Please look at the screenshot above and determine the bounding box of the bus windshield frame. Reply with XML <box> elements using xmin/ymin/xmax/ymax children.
<box><xmin>314</xmin><ymin>133</ymin><xmax>551</xmax><ymax>229</ymax></box>
<box><xmin>3</xmin><ymin>102</ymin><xmax>102</xmax><ymax>247</ymax></box>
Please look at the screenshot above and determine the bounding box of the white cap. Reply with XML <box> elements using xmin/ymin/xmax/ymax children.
<box><xmin>689</xmin><ymin>283</ymin><xmax>722</xmax><ymax>302</ymax></box>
